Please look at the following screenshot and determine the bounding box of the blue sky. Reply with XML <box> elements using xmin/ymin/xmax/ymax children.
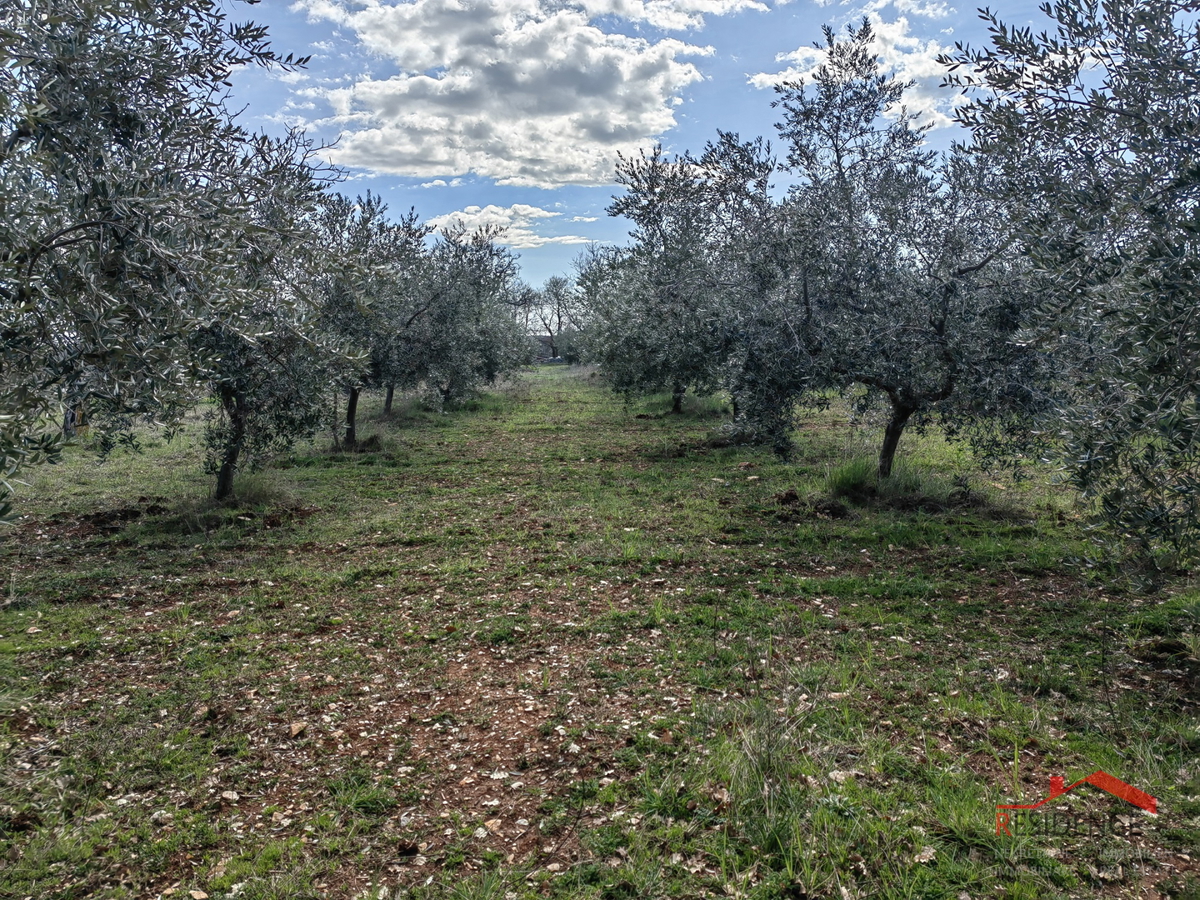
<box><xmin>229</xmin><ymin>0</ymin><xmax>1046</xmax><ymax>286</ymax></box>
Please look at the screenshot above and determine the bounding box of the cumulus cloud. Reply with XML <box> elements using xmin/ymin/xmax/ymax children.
<box><xmin>576</xmin><ymin>0</ymin><xmax>770</xmax><ymax>31</ymax></box>
<box><xmin>749</xmin><ymin>6</ymin><xmax>959</xmax><ymax>129</ymax></box>
<box><xmin>895</xmin><ymin>0</ymin><xmax>952</xmax><ymax>18</ymax></box>
<box><xmin>273</xmin><ymin>69</ymin><xmax>310</xmax><ymax>85</ymax></box>
<box><xmin>291</xmin><ymin>0</ymin><xmax>771</xmax><ymax>187</ymax></box>
<box><xmin>426</xmin><ymin>204</ymin><xmax>593</xmax><ymax>248</ymax></box>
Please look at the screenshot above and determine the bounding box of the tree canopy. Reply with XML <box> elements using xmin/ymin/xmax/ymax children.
<box><xmin>0</xmin><ymin>0</ymin><xmax>311</xmax><ymax>513</ymax></box>
<box><xmin>945</xmin><ymin>0</ymin><xmax>1200</xmax><ymax>568</ymax></box>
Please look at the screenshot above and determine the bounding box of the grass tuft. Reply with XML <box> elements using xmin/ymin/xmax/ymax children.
<box><xmin>825</xmin><ymin>455</ymin><xmax>878</xmax><ymax>499</ymax></box>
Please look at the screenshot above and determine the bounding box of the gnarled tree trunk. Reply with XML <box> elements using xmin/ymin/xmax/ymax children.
<box><xmin>878</xmin><ymin>399</ymin><xmax>914</xmax><ymax>479</ymax></box>
<box><xmin>384</xmin><ymin>384</ymin><xmax>395</xmax><ymax>415</ymax></box>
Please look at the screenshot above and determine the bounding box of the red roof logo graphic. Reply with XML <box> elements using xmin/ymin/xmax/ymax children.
<box><xmin>997</xmin><ymin>771</ymin><xmax>1157</xmax><ymax>815</ymax></box>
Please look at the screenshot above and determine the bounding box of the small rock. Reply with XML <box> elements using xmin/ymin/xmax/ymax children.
<box><xmin>190</xmin><ymin>892</ymin><xmax>209</xmax><ymax>900</ymax></box>
<box><xmin>473</xmin><ymin>827</ymin><xmax>488</xmax><ymax>839</ymax></box>
<box><xmin>829</xmin><ymin>770</ymin><xmax>864</xmax><ymax>784</ymax></box>
<box><xmin>221</xmin><ymin>791</ymin><xmax>239</xmax><ymax>802</ymax></box>
<box><xmin>289</xmin><ymin>722</ymin><xmax>308</xmax><ymax>738</ymax></box>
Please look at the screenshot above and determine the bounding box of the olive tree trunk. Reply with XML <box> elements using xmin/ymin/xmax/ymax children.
<box><xmin>344</xmin><ymin>386</ymin><xmax>361</xmax><ymax>448</ymax></box>
<box><xmin>878</xmin><ymin>400</ymin><xmax>915</xmax><ymax>479</ymax></box>
<box><xmin>215</xmin><ymin>391</ymin><xmax>247</xmax><ymax>501</ymax></box>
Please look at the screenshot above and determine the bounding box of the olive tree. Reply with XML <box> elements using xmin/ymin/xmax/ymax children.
<box><xmin>194</xmin><ymin>133</ymin><xmax>346</xmax><ymax>500</ymax></box>
<box><xmin>767</xmin><ymin>22</ymin><xmax>1038</xmax><ymax>476</ymax></box>
<box><xmin>945</xmin><ymin>0</ymin><xmax>1200</xmax><ymax>567</ymax></box>
<box><xmin>685</xmin><ymin>133</ymin><xmax>792</xmax><ymax>446</ymax></box>
<box><xmin>413</xmin><ymin>225</ymin><xmax>530</xmax><ymax>408</ymax></box>
<box><xmin>591</xmin><ymin>146</ymin><xmax>735</xmax><ymax>413</ymax></box>
<box><xmin>313</xmin><ymin>192</ymin><xmax>428</xmax><ymax>447</ymax></box>
<box><xmin>599</xmin><ymin>131</ymin><xmax>792</xmax><ymax>443</ymax></box>
<box><xmin>0</xmin><ymin>0</ymin><xmax>307</xmax><ymax>515</ymax></box>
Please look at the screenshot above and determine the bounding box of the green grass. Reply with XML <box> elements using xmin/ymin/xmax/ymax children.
<box><xmin>1</xmin><ymin>368</ymin><xmax>1197</xmax><ymax>899</ymax></box>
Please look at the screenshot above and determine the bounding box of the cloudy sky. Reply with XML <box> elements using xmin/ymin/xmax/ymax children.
<box><xmin>230</xmin><ymin>0</ymin><xmax>1046</xmax><ymax>285</ymax></box>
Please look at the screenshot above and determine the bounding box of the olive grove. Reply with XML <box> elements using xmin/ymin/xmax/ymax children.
<box><xmin>586</xmin><ymin>23</ymin><xmax>1043</xmax><ymax>476</ymax></box>
<box><xmin>1</xmin><ymin>0</ymin><xmax>533</xmax><ymax>506</ymax></box>
<box><xmin>578</xmin><ymin>2</ymin><xmax>1200</xmax><ymax>569</ymax></box>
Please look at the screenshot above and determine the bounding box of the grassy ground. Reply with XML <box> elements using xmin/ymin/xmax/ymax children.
<box><xmin>1</xmin><ymin>366</ymin><xmax>1198</xmax><ymax>900</ymax></box>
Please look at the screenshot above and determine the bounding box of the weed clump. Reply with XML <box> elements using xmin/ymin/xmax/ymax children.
<box><xmin>823</xmin><ymin>456</ymin><xmax>996</xmax><ymax>514</ymax></box>
<box><xmin>825</xmin><ymin>456</ymin><xmax>878</xmax><ymax>500</ymax></box>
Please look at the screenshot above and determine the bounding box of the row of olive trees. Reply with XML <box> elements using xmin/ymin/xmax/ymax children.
<box><xmin>197</xmin><ymin>188</ymin><xmax>529</xmax><ymax>500</ymax></box>
<box><xmin>582</xmin><ymin>2</ymin><xmax>1200</xmax><ymax>569</ymax></box>
<box><xmin>582</xmin><ymin>22</ymin><xmax>1046</xmax><ymax>476</ymax></box>
<box><xmin>1</xmin><ymin>0</ymin><xmax>529</xmax><ymax>507</ymax></box>
<box><xmin>304</xmin><ymin>195</ymin><xmax>528</xmax><ymax>451</ymax></box>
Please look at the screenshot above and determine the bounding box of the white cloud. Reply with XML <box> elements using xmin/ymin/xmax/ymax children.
<box><xmin>427</xmin><ymin>204</ymin><xmax>593</xmax><ymax>248</ymax></box>
<box><xmin>266</xmin><ymin>98</ymin><xmax>319</xmax><ymax>129</ymax></box>
<box><xmin>893</xmin><ymin>0</ymin><xmax>952</xmax><ymax>18</ymax></box>
<box><xmin>571</xmin><ymin>215</ymin><xmax>600</xmax><ymax>222</ymax></box>
<box><xmin>576</xmin><ymin>0</ymin><xmax>770</xmax><ymax>31</ymax></box>
<box><xmin>290</xmin><ymin>0</ymin><xmax>773</xmax><ymax>187</ymax></box>
<box><xmin>748</xmin><ymin>12</ymin><xmax>958</xmax><ymax>128</ymax></box>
